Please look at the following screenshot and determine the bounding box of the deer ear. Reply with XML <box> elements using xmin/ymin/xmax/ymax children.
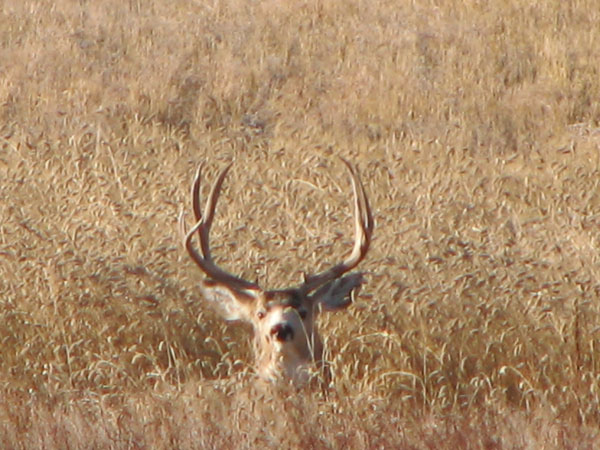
<box><xmin>200</xmin><ymin>282</ymin><xmax>257</xmax><ymax>322</ymax></box>
<box><xmin>311</xmin><ymin>272</ymin><xmax>364</xmax><ymax>311</ymax></box>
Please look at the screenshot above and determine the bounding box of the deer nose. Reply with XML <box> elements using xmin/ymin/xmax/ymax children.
<box><xmin>270</xmin><ymin>323</ymin><xmax>294</xmax><ymax>342</ymax></box>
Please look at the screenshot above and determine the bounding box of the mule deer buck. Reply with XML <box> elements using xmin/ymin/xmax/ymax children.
<box><xmin>179</xmin><ymin>159</ymin><xmax>373</xmax><ymax>386</ymax></box>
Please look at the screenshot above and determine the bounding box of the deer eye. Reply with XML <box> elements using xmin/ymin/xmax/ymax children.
<box><xmin>298</xmin><ymin>309</ymin><xmax>307</xmax><ymax>320</ymax></box>
<box><xmin>257</xmin><ymin>311</ymin><xmax>266</xmax><ymax>320</ymax></box>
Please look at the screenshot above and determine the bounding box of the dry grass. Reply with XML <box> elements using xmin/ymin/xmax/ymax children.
<box><xmin>1</xmin><ymin>0</ymin><xmax>600</xmax><ymax>447</ymax></box>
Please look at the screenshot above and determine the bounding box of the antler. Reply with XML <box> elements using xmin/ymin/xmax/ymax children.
<box><xmin>179</xmin><ymin>164</ymin><xmax>259</xmax><ymax>292</ymax></box>
<box><xmin>298</xmin><ymin>158</ymin><xmax>374</xmax><ymax>294</ymax></box>
<box><xmin>180</xmin><ymin>159</ymin><xmax>372</xmax><ymax>295</ymax></box>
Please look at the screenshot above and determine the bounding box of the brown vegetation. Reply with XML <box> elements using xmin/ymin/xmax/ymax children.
<box><xmin>1</xmin><ymin>0</ymin><xmax>600</xmax><ymax>447</ymax></box>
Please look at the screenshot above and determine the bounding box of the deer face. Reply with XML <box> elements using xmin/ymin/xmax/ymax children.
<box><xmin>180</xmin><ymin>159</ymin><xmax>372</xmax><ymax>385</ymax></box>
<box><xmin>200</xmin><ymin>278</ymin><xmax>361</xmax><ymax>383</ymax></box>
<box><xmin>257</xmin><ymin>291</ymin><xmax>313</xmax><ymax>352</ymax></box>
<box><xmin>249</xmin><ymin>290</ymin><xmax>319</xmax><ymax>383</ymax></box>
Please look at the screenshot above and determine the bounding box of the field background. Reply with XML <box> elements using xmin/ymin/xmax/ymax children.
<box><xmin>1</xmin><ymin>0</ymin><xmax>600</xmax><ymax>448</ymax></box>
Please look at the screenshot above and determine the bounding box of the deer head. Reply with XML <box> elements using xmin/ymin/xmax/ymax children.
<box><xmin>179</xmin><ymin>159</ymin><xmax>373</xmax><ymax>385</ymax></box>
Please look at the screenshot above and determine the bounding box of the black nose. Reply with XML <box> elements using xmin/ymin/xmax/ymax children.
<box><xmin>270</xmin><ymin>323</ymin><xmax>294</xmax><ymax>342</ymax></box>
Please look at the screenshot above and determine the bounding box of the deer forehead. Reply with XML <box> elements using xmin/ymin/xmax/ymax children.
<box><xmin>258</xmin><ymin>290</ymin><xmax>305</xmax><ymax>310</ymax></box>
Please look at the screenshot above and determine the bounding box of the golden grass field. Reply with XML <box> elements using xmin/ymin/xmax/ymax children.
<box><xmin>1</xmin><ymin>0</ymin><xmax>600</xmax><ymax>447</ymax></box>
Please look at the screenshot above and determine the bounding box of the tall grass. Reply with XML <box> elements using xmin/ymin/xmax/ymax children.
<box><xmin>1</xmin><ymin>0</ymin><xmax>600</xmax><ymax>447</ymax></box>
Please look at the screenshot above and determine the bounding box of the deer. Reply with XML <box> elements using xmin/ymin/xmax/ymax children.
<box><xmin>178</xmin><ymin>158</ymin><xmax>373</xmax><ymax>387</ymax></box>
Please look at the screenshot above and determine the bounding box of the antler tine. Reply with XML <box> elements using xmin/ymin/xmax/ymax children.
<box><xmin>300</xmin><ymin>158</ymin><xmax>373</xmax><ymax>294</ymax></box>
<box><xmin>180</xmin><ymin>164</ymin><xmax>258</xmax><ymax>291</ymax></box>
<box><xmin>342</xmin><ymin>157</ymin><xmax>374</xmax><ymax>260</ymax></box>
<box><xmin>191</xmin><ymin>163</ymin><xmax>204</xmax><ymax>222</ymax></box>
<box><xmin>196</xmin><ymin>163</ymin><xmax>232</xmax><ymax>261</ymax></box>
